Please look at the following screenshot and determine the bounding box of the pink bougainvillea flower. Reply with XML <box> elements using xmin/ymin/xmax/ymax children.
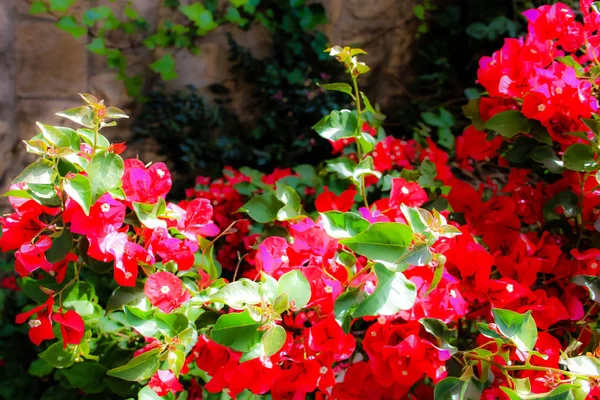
<box><xmin>52</xmin><ymin>310</ymin><xmax>85</xmax><ymax>348</ymax></box>
<box><xmin>122</xmin><ymin>159</ymin><xmax>172</xmax><ymax>204</ymax></box>
<box><xmin>145</xmin><ymin>271</ymin><xmax>190</xmax><ymax>313</ymax></box>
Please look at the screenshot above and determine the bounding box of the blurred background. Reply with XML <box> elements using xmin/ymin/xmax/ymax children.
<box><xmin>0</xmin><ymin>0</ymin><xmax>559</xmax><ymax>199</ymax></box>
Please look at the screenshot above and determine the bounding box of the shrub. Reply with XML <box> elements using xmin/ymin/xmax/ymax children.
<box><xmin>3</xmin><ymin>2</ymin><xmax>600</xmax><ymax>399</ymax></box>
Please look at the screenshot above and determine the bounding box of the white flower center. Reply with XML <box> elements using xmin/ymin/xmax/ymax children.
<box><xmin>506</xmin><ymin>284</ymin><xmax>514</xmax><ymax>293</ymax></box>
<box><xmin>28</xmin><ymin>319</ymin><xmax>42</xmax><ymax>328</ymax></box>
<box><xmin>555</xmin><ymin>87</ymin><xmax>563</xmax><ymax>94</ymax></box>
<box><xmin>401</xmin><ymin>187</ymin><xmax>410</xmax><ymax>195</ymax></box>
<box><xmin>161</xmin><ymin>285</ymin><xmax>170</xmax><ymax>294</ymax></box>
<box><xmin>401</xmin><ymin>370</ymin><xmax>408</xmax><ymax>376</ymax></box>
<box><xmin>324</xmin><ymin>285</ymin><xmax>333</xmax><ymax>293</ymax></box>
<box><xmin>377</xmin><ymin>316</ymin><xmax>386</xmax><ymax>324</ymax></box>
<box><xmin>591</xmin><ymin>263</ymin><xmax>598</xmax><ymax>269</ymax></box>
<box><xmin>449</xmin><ymin>289</ymin><xmax>457</xmax><ymax>298</ymax></box>
<box><xmin>156</xmin><ymin>169</ymin><xmax>165</xmax><ymax>178</ymax></box>
<box><xmin>124</xmin><ymin>272</ymin><xmax>132</xmax><ymax>279</ymax></box>
<box><xmin>537</xmin><ymin>104</ymin><xmax>546</xmax><ymax>112</ymax></box>
<box><xmin>320</xmin><ymin>366</ymin><xmax>328</xmax><ymax>374</ymax></box>
<box><xmin>100</xmin><ymin>203</ymin><xmax>111</xmax><ymax>213</ymax></box>
<box><xmin>280</xmin><ymin>255</ymin><xmax>289</xmax><ymax>263</ymax></box>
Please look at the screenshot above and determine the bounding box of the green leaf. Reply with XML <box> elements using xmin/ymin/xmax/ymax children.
<box><xmin>64</xmin><ymin>175</ymin><xmax>92</xmax><ymax>215</ymax></box>
<box><xmin>124</xmin><ymin>306</ymin><xmax>157</xmax><ymax>336</ymax></box>
<box><xmin>312</xmin><ymin>109</ymin><xmax>358</xmax><ymax>140</ymax></box>
<box><xmin>106</xmin><ymin>284</ymin><xmax>146</xmax><ymax>312</ymax></box>
<box><xmin>557</xmin><ymin>55</ymin><xmax>585</xmax><ymax>76</ymax></box>
<box><xmin>36</xmin><ymin>122</ymin><xmax>70</xmax><ymax>148</ymax></box>
<box><xmin>168</xmin><ymin>345</ymin><xmax>186</xmax><ymax>378</ymax></box>
<box><xmin>353</xmin><ymin>156</ymin><xmax>382</xmax><ymax>181</ymax></box>
<box><xmin>13</xmin><ymin>159</ymin><xmax>57</xmax><ymax>185</ymax></box>
<box><xmin>275</xmin><ymin>183</ymin><xmax>302</xmax><ymax>221</ymax></box>
<box><xmin>87</xmin><ymin>151</ymin><xmax>124</xmax><ymax>203</ymax></box>
<box><xmin>334</xmin><ymin>288</ymin><xmax>365</xmax><ymax>333</ymax></box>
<box><xmin>56</xmin><ymin>15</ymin><xmax>87</xmax><ymax>38</ymax></box>
<box><xmin>179</xmin><ymin>2</ymin><xmax>218</xmax><ymax>34</ymax></box>
<box><xmin>214</xmin><ymin>279</ymin><xmax>264</xmax><ymax>309</ymax></box>
<box><xmin>563</xmin><ymin>143</ymin><xmax>598</xmax><ymax>172</ymax></box>
<box><xmin>419</xmin><ymin>318</ymin><xmax>458</xmax><ymax>353</ymax></box>
<box><xmin>106</xmin><ymin>107</ymin><xmax>129</xmax><ymax>119</ymax></box>
<box><xmin>63</xmin><ymin>281</ymin><xmax>97</xmax><ymax>316</ymax></box>
<box><xmin>46</xmin><ymin>230</ymin><xmax>73</xmax><ymax>263</ymax></box>
<box><xmin>572</xmin><ymin>275</ymin><xmax>600</xmax><ymax>304</ymax></box>
<box><xmin>484</xmin><ymin>110</ymin><xmax>531</xmax><ymax>138</ymax></box>
<box><xmin>462</xmin><ymin>98</ymin><xmax>485</xmax><ymax>130</ymax></box>
<box><xmin>56</xmin><ymin>107</ymin><xmax>94</xmax><ymax>128</ymax></box>
<box><xmin>61</xmin><ymin>362</ymin><xmax>107</xmax><ymax>394</ymax></box>
<box><xmin>39</xmin><ymin>341</ymin><xmax>76</xmax><ymax>368</ymax></box>
<box><xmin>530</xmin><ymin>145</ymin><xmax>564</xmax><ymax>174</ymax></box>
<box><xmin>49</xmin><ymin>0</ymin><xmax>75</xmax><ymax>12</ymax></box>
<box><xmin>433</xmin><ymin>377</ymin><xmax>466</xmax><ymax>400</ymax></box>
<box><xmin>262</xmin><ymin>325</ymin><xmax>286</xmax><ymax>357</ymax></box>
<box><xmin>326</xmin><ymin>157</ymin><xmax>356</xmax><ymax>179</ymax></box>
<box><xmin>210</xmin><ymin>310</ymin><xmax>262</xmax><ymax>352</ymax></box>
<box><xmin>492</xmin><ymin>308</ymin><xmax>538</xmax><ymax>352</ymax></box>
<box><xmin>277</xmin><ymin>270</ymin><xmax>311</xmax><ymax>310</ymax></box>
<box><xmin>155</xmin><ymin>312</ymin><xmax>189</xmax><ymax>337</ymax></box>
<box><xmin>107</xmin><ymin>348</ymin><xmax>161</xmax><ymax>382</ymax></box>
<box><xmin>28</xmin><ymin>358</ymin><xmax>54</xmax><ymax>377</ymax></box>
<box><xmin>150</xmin><ymin>54</ymin><xmax>177</xmax><ymax>81</ymax></box>
<box><xmin>238</xmin><ymin>193</ymin><xmax>284</xmax><ymax>223</ymax></box>
<box><xmin>318</xmin><ymin>83</ymin><xmax>354</xmax><ymax>97</ymax></box>
<box><xmin>132</xmin><ymin>198</ymin><xmax>167</xmax><ymax>229</ymax></box>
<box><xmin>339</xmin><ymin>222</ymin><xmax>414</xmax><ymax>264</ymax></box>
<box><xmin>566</xmin><ymin>356</ymin><xmax>600</xmax><ymax>376</ymax></box>
<box><xmin>352</xmin><ymin>264</ymin><xmax>417</xmax><ymax>317</ymax></box>
<box><xmin>29</xmin><ymin>1</ymin><xmax>48</xmax><ymax>14</ymax></box>
<box><xmin>320</xmin><ymin>211</ymin><xmax>370</xmax><ymax>239</ymax></box>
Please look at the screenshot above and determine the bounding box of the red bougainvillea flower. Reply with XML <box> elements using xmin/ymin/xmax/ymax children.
<box><xmin>315</xmin><ymin>186</ymin><xmax>357</xmax><ymax>212</ymax></box>
<box><xmin>15</xmin><ymin>296</ymin><xmax>54</xmax><ymax>346</ymax></box>
<box><xmin>389</xmin><ymin>178</ymin><xmax>428</xmax><ymax>208</ymax></box>
<box><xmin>149</xmin><ymin>370</ymin><xmax>184</xmax><ymax>397</ymax></box>
<box><xmin>168</xmin><ymin>198</ymin><xmax>220</xmax><ymax>242</ymax></box>
<box><xmin>101</xmin><ymin>231</ymin><xmax>153</xmax><ymax>287</ymax></box>
<box><xmin>122</xmin><ymin>159</ymin><xmax>172</xmax><ymax>204</ymax></box>
<box><xmin>52</xmin><ymin>310</ymin><xmax>84</xmax><ymax>348</ymax></box>
<box><xmin>14</xmin><ymin>235</ymin><xmax>53</xmax><ymax>277</ymax></box>
<box><xmin>145</xmin><ymin>271</ymin><xmax>191</xmax><ymax>313</ymax></box>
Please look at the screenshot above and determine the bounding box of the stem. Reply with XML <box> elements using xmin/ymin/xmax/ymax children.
<box><xmin>464</xmin><ymin>353</ymin><xmax>598</xmax><ymax>380</ymax></box>
<box><xmin>92</xmin><ymin>114</ymin><xmax>99</xmax><ymax>154</ymax></box>
<box><xmin>351</xmin><ymin>74</ymin><xmax>369</xmax><ymax>208</ymax></box>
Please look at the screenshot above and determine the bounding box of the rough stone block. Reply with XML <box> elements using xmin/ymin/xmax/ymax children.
<box><xmin>15</xmin><ymin>21</ymin><xmax>87</xmax><ymax>98</ymax></box>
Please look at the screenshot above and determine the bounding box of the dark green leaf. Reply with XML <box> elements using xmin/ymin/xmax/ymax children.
<box><xmin>39</xmin><ymin>341</ymin><xmax>76</xmax><ymax>368</ymax></box>
<box><xmin>210</xmin><ymin>310</ymin><xmax>262</xmax><ymax>352</ymax></box>
<box><xmin>106</xmin><ymin>284</ymin><xmax>146</xmax><ymax>312</ymax></box>
<box><xmin>318</xmin><ymin>83</ymin><xmax>354</xmax><ymax>97</ymax></box>
<box><xmin>106</xmin><ymin>348</ymin><xmax>161</xmax><ymax>381</ymax></box>
<box><xmin>238</xmin><ymin>193</ymin><xmax>284</xmax><ymax>223</ymax></box>
<box><xmin>484</xmin><ymin>110</ymin><xmax>531</xmax><ymax>138</ymax></box>
<box><xmin>563</xmin><ymin>143</ymin><xmax>598</xmax><ymax>172</ymax></box>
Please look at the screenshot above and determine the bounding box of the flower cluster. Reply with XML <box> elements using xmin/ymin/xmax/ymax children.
<box><xmin>3</xmin><ymin>10</ymin><xmax>600</xmax><ymax>399</ymax></box>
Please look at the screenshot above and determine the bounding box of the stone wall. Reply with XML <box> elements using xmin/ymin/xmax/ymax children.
<box><xmin>0</xmin><ymin>0</ymin><xmax>417</xmax><ymax>203</ymax></box>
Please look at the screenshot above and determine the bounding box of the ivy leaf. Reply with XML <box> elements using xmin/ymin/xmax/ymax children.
<box><xmin>352</xmin><ymin>264</ymin><xmax>417</xmax><ymax>317</ymax></box>
<box><xmin>13</xmin><ymin>159</ymin><xmax>57</xmax><ymax>185</ymax></box>
<box><xmin>64</xmin><ymin>175</ymin><xmax>92</xmax><ymax>215</ymax></box>
<box><xmin>87</xmin><ymin>151</ymin><xmax>124</xmax><ymax>203</ymax></box>
<box><xmin>150</xmin><ymin>54</ymin><xmax>177</xmax><ymax>81</ymax></box>
<box><xmin>563</xmin><ymin>143</ymin><xmax>598</xmax><ymax>172</ymax></box>
<box><xmin>29</xmin><ymin>1</ymin><xmax>48</xmax><ymax>14</ymax></box>
<box><xmin>320</xmin><ymin>211</ymin><xmax>370</xmax><ymax>239</ymax></box>
<box><xmin>312</xmin><ymin>109</ymin><xmax>358</xmax><ymax>140</ymax></box>
<box><xmin>492</xmin><ymin>308</ymin><xmax>538</xmax><ymax>352</ymax></box>
<box><xmin>484</xmin><ymin>110</ymin><xmax>531</xmax><ymax>138</ymax></box>
<box><xmin>277</xmin><ymin>270</ymin><xmax>311</xmax><ymax>310</ymax></box>
<box><xmin>210</xmin><ymin>310</ymin><xmax>262</xmax><ymax>352</ymax></box>
<box><xmin>107</xmin><ymin>348</ymin><xmax>161</xmax><ymax>381</ymax></box>
<box><xmin>179</xmin><ymin>3</ymin><xmax>218</xmax><ymax>34</ymax></box>
<box><xmin>57</xmin><ymin>15</ymin><xmax>87</xmax><ymax>38</ymax></box>
<box><xmin>238</xmin><ymin>193</ymin><xmax>284</xmax><ymax>223</ymax></box>
<box><xmin>262</xmin><ymin>325</ymin><xmax>286</xmax><ymax>357</ymax></box>
<box><xmin>318</xmin><ymin>83</ymin><xmax>354</xmax><ymax>98</ymax></box>
<box><xmin>339</xmin><ymin>222</ymin><xmax>414</xmax><ymax>264</ymax></box>
<box><xmin>49</xmin><ymin>0</ymin><xmax>75</xmax><ymax>12</ymax></box>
